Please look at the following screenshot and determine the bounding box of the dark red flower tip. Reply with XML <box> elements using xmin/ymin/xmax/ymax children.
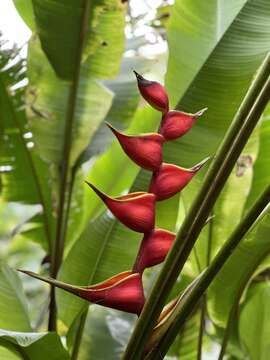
<box><xmin>133</xmin><ymin>70</ymin><xmax>169</xmax><ymax>114</ymax></box>
<box><xmin>133</xmin><ymin>229</ymin><xmax>176</xmax><ymax>274</ymax></box>
<box><xmin>86</xmin><ymin>182</ymin><xmax>156</xmax><ymax>233</ymax></box>
<box><xmin>149</xmin><ymin>157</ymin><xmax>210</xmax><ymax>201</ymax></box>
<box><xmin>159</xmin><ymin>108</ymin><xmax>208</xmax><ymax>141</ymax></box>
<box><xmin>18</xmin><ymin>270</ymin><xmax>145</xmax><ymax>315</ymax></box>
<box><xmin>106</xmin><ymin>122</ymin><xmax>164</xmax><ymax>171</ymax></box>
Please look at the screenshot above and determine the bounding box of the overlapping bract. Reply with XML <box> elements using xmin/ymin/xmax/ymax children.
<box><xmin>159</xmin><ymin>108</ymin><xmax>207</xmax><ymax>140</ymax></box>
<box><xmin>133</xmin><ymin>229</ymin><xmax>176</xmax><ymax>273</ymax></box>
<box><xmin>86</xmin><ymin>182</ymin><xmax>156</xmax><ymax>233</ymax></box>
<box><xmin>149</xmin><ymin>158</ymin><xmax>210</xmax><ymax>201</ymax></box>
<box><xmin>19</xmin><ymin>270</ymin><xmax>144</xmax><ymax>315</ymax></box>
<box><xmin>19</xmin><ymin>72</ymin><xmax>208</xmax><ymax>317</ymax></box>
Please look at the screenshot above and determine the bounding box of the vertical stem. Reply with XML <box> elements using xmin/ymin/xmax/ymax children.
<box><xmin>71</xmin><ymin>308</ymin><xmax>89</xmax><ymax>360</ymax></box>
<box><xmin>197</xmin><ymin>212</ymin><xmax>214</xmax><ymax>359</ymax></box>
<box><xmin>49</xmin><ymin>0</ymin><xmax>91</xmax><ymax>331</ymax></box>
<box><xmin>197</xmin><ymin>297</ymin><xmax>206</xmax><ymax>360</ymax></box>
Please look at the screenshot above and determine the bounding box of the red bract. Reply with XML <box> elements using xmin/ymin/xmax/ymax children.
<box><xmin>134</xmin><ymin>71</ymin><xmax>169</xmax><ymax>114</ymax></box>
<box><xmin>86</xmin><ymin>182</ymin><xmax>156</xmax><ymax>233</ymax></box>
<box><xmin>133</xmin><ymin>229</ymin><xmax>176</xmax><ymax>274</ymax></box>
<box><xmin>18</xmin><ymin>270</ymin><xmax>145</xmax><ymax>315</ymax></box>
<box><xmin>149</xmin><ymin>157</ymin><xmax>210</xmax><ymax>201</ymax></box>
<box><xmin>106</xmin><ymin>122</ymin><xmax>164</xmax><ymax>171</ymax></box>
<box><xmin>159</xmin><ymin>108</ymin><xmax>208</xmax><ymax>140</ymax></box>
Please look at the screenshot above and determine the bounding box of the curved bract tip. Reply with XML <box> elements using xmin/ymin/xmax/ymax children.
<box><xmin>134</xmin><ymin>71</ymin><xmax>169</xmax><ymax>114</ymax></box>
<box><xmin>133</xmin><ymin>70</ymin><xmax>144</xmax><ymax>81</ymax></box>
<box><xmin>85</xmin><ymin>181</ymin><xmax>108</xmax><ymax>202</ymax></box>
<box><xmin>191</xmin><ymin>156</ymin><xmax>211</xmax><ymax>171</ymax></box>
<box><xmin>195</xmin><ymin>107</ymin><xmax>208</xmax><ymax>117</ymax></box>
<box><xmin>105</xmin><ymin>122</ymin><xmax>124</xmax><ymax>138</ymax></box>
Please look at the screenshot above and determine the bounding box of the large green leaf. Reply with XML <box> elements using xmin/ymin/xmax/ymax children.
<box><xmin>30</xmin><ymin>0</ymin><xmax>126</xmax><ymax>80</ymax></box>
<box><xmin>0</xmin><ymin>329</ymin><xmax>70</xmax><ymax>360</ymax></box>
<box><xmin>166</xmin><ymin>0</ymin><xmax>247</xmax><ymax>107</ymax></box>
<box><xmin>208</xmin><ymin>208</ymin><xmax>270</xmax><ymax>327</ymax></box>
<box><xmin>0</xmin><ymin>263</ymin><xmax>31</xmax><ymax>331</ymax></box>
<box><xmin>27</xmin><ymin>37</ymin><xmax>113</xmax><ymax>168</ymax></box>
<box><xmin>0</xmin><ymin>46</ymin><xmax>48</xmax><ymax>204</ymax></box>
<box><xmin>191</xmin><ymin>128</ymin><xmax>259</xmax><ymax>270</ymax></box>
<box><xmin>239</xmin><ymin>282</ymin><xmax>270</xmax><ymax>360</ymax></box>
<box><xmin>0</xmin><ymin>43</ymin><xmax>54</xmax><ymax>251</ymax></box>
<box><xmin>164</xmin><ymin>0</ymin><xmax>270</xmax><ymax>171</ymax></box>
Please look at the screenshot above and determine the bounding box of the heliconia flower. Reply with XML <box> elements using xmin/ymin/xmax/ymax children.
<box><xmin>149</xmin><ymin>157</ymin><xmax>210</xmax><ymax>201</ymax></box>
<box><xmin>106</xmin><ymin>122</ymin><xmax>164</xmax><ymax>171</ymax></box>
<box><xmin>159</xmin><ymin>108</ymin><xmax>208</xmax><ymax>141</ymax></box>
<box><xmin>86</xmin><ymin>182</ymin><xmax>156</xmax><ymax>233</ymax></box>
<box><xmin>18</xmin><ymin>270</ymin><xmax>145</xmax><ymax>315</ymax></box>
<box><xmin>133</xmin><ymin>229</ymin><xmax>176</xmax><ymax>274</ymax></box>
<box><xmin>133</xmin><ymin>70</ymin><xmax>169</xmax><ymax>114</ymax></box>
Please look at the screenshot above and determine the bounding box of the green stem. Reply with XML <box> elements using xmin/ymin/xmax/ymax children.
<box><xmin>197</xmin><ymin>211</ymin><xmax>214</xmax><ymax>359</ymax></box>
<box><xmin>197</xmin><ymin>296</ymin><xmax>206</xmax><ymax>360</ymax></box>
<box><xmin>71</xmin><ymin>308</ymin><xmax>89</xmax><ymax>360</ymax></box>
<box><xmin>49</xmin><ymin>0</ymin><xmax>91</xmax><ymax>331</ymax></box>
<box><xmin>122</xmin><ymin>54</ymin><xmax>270</xmax><ymax>360</ymax></box>
<box><xmin>151</xmin><ymin>184</ymin><xmax>270</xmax><ymax>357</ymax></box>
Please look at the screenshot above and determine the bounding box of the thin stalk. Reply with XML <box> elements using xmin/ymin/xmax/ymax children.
<box><xmin>71</xmin><ymin>308</ymin><xmax>88</xmax><ymax>360</ymax></box>
<box><xmin>151</xmin><ymin>184</ymin><xmax>270</xmax><ymax>357</ymax></box>
<box><xmin>207</xmin><ymin>211</ymin><xmax>214</xmax><ymax>265</ymax></box>
<box><xmin>197</xmin><ymin>211</ymin><xmax>214</xmax><ymax>359</ymax></box>
<box><xmin>197</xmin><ymin>296</ymin><xmax>206</xmax><ymax>360</ymax></box>
<box><xmin>49</xmin><ymin>0</ymin><xmax>91</xmax><ymax>331</ymax></box>
<box><xmin>218</xmin><ymin>301</ymin><xmax>238</xmax><ymax>360</ymax></box>
<box><xmin>48</xmin><ymin>286</ymin><xmax>57</xmax><ymax>331</ymax></box>
<box><xmin>122</xmin><ymin>54</ymin><xmax>270</xmax><ymax>360</ymax></box>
